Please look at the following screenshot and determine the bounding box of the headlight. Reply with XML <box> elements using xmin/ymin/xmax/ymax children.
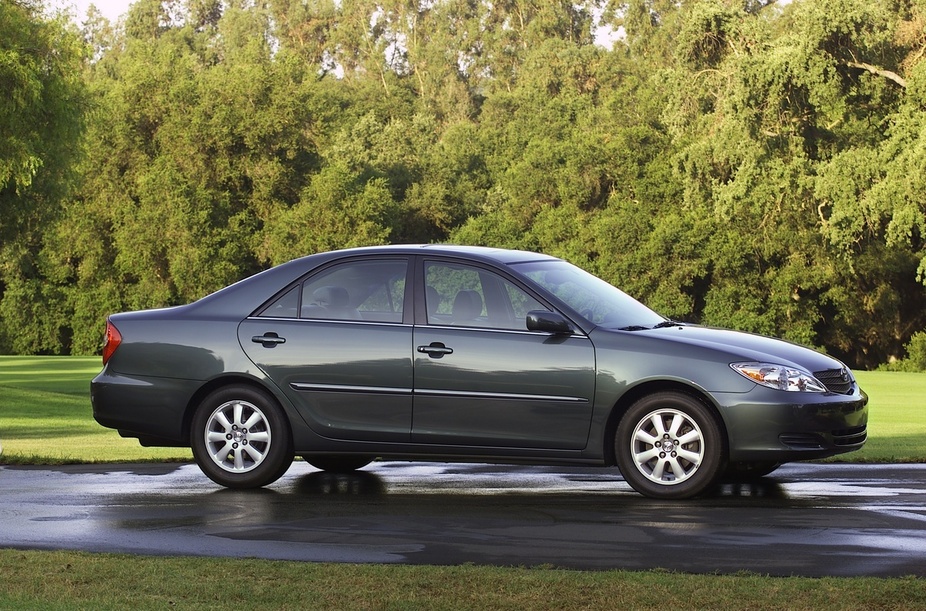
<box><xmin>730</xmin><ymin>362</ymin><xmax>828</xmax><ymax>393</ymax></box>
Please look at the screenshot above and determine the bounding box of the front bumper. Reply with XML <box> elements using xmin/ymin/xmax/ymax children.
<box><xmin>715</xmin><ymin>386</ymin><xmax>869</xmax><ymax>462</ymax></box>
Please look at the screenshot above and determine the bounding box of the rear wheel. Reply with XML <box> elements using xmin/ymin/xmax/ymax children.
<box><xmin>615</xmin><ymin>392</ymin><xmax>723</xmax><ymax>499</ymax></box>
<box><xmin>303</xmin><ymin>455</ymin><xmax>373</xmax><ymax>473</ymax></box>
<box><xmin>191</xmin><ymin>385</ymin><xmax>294</xmax><ymax>488</ymax></box>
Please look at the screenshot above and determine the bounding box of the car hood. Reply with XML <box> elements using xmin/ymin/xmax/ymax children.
<box><xmin>629</xmin><ymin>325</ymin><xmax>848</xmax><ymax>374</ymax></box>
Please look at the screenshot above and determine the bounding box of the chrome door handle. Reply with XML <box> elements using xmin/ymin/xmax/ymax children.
<box><xmin>252</xmin><ymin>333</ymin><xmax>286</xmax><ymax>347</ymax></box>
<box><xmin>417</xmin><ymin>343</ymin><xmax>453</xmax><ymax>358</ymax></box>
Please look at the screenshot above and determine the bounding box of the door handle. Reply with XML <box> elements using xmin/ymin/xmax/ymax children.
<box><xmin>252</xmin><ymin>333</ymin><xmax>286</xmax><ymax>348</ymax></box>
<box><xmin>417</xmin><ymin>343</ymin><xmax>453</xmax><ymax>358</ymax></box>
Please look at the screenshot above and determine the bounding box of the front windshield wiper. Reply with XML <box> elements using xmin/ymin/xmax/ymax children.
<box><xmin>618</xmin><ymin>321</ymin><xmax>685</xmax><ymax>331</ymax></box>
<box><xmin>652</xmin><ymin>320</ymin><xmax>685</xmax><ymax>329</ymax></box>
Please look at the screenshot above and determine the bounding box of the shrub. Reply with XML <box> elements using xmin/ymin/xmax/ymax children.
<box><xmin>879</xmin><ymin>331</ymin><xmax>926</xmax><ymax>372</ymax></box>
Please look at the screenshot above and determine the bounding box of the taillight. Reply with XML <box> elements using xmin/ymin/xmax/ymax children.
<box><xmin>102</xmin><ymin>320</ymin><xmax>122</xmax><ymax>365</ymax></box>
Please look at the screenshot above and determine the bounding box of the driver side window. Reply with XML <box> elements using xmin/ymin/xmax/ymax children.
<box><xmin>424</xmin><ymin>262</ymin><xmax>544</xmax><ymax>330</ymax></box>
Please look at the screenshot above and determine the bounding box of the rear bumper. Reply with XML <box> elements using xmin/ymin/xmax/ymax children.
<box><xmin>715</xmin><ymin>387</ymin><xmax>869</xmax><ymax>462</ymax></box>
<box><xmin>91</xmin><ymin>369</ymin><xmax>200</xmax><ymax>446</ymax></box>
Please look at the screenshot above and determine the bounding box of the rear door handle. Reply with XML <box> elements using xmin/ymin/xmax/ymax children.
<box><xmin>417</xmin><ymin>343</ymin><xmax>453</xmax><ymax>358</ymax></box>
<box><xmin>252</xmin><ymin>333</ymin><xmax>286</xmax><ymax>347</ymax></box>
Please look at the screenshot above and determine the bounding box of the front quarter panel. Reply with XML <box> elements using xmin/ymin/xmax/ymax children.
<box><xmin>587</xmin><ymin>327</ymin><xmax>868</xmax><ymax>462</ymax></box>
<box><xmin>590</xmin><ymin>329</ymin><xmax>759</xmax><ymax>400</ymax></box>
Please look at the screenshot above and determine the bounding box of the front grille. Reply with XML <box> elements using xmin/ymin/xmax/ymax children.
<box><xmin>814</xmin><ymin>368</ymin><xmax>853</xmax><ymax>394</ymax></box>
<box><xmin>833</xmin><ymin>425</ymin><xmax>867</xmax><ymax>447</ymax></box>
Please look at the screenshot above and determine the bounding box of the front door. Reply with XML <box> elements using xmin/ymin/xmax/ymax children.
<box><xmin>412</xmin><ymin>260</ymin><xmax>596</xmax><ymax>450</ymax></box>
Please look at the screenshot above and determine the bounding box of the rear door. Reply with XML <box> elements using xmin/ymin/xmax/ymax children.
<box><xmin>240</xmin><ymin>257</ymin><xmax>413</xmax><ymax>442</ymax></box>
<box><xmin>412</xmin><ymin>259</ymin><xmax>596</xmax><ymax>449</ymax></box>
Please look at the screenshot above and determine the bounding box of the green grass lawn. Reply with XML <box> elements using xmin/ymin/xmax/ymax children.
<box><xmin>1</xmin><ymin>549</ymin><xmax>924</xmax><ymax>611</ymax></box>
<box><xmin>0</xmin><ymin>356</ymin><xmax>191</xmax><ymax>463</ymax></box>
<box><xmin>850</xmin><ymin>371</ymin><xmax>926</xmax><ymax>462</ymax></box>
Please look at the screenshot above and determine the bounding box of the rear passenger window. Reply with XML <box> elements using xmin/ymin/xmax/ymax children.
<box><xmin>300</xmin><ymin>259</ymin><xmax>408</xmax><ymax>323</ymax></box>
<box><xmin>259</xmin><ymin>286</ymin><xmax>299</xmax><ymax>318</ymax></box>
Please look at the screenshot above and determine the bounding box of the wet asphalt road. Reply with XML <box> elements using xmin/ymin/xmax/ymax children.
<box><xmin>2</xmin><ymin>461</ymin><xmax>925</xmax><ymax>577</ymax></box>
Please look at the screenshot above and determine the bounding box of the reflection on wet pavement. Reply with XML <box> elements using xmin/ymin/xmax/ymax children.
<box><xmin>2</xmin><ymin>461</ymin><xmax>925</xmax><ymax>576</ymax></box>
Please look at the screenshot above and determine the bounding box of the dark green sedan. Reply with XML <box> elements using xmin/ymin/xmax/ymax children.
<box><xmin>91</xmin><ymin>245</ymin><xmax>868</xmax><ymax>499</ymax></box>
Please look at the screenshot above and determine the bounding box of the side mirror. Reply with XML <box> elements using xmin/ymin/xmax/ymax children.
<box><xmin>526</xmin><ymin>310</ymin><xmax>573</xmax><ymax>334</ymax></box>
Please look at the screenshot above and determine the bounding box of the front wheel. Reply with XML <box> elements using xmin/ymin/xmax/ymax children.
<box><xmin>615</xmin><ymin>392</ymin><xmax>723</xmax><ymax>499</ymax></box>
<box><xmin>191</xmin><ymin>385</ymin><xmax>294</xmax><ymax>489</ymax></box>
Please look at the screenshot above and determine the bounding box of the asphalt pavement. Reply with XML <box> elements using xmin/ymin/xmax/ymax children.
<box><xmin>2</xmin><ymin>461</ymin><xmax>925</xmax><ymax>577</ymax></box>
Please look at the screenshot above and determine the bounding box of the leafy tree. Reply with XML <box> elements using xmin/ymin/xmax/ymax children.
<box><xmin>0</xmin><ymin>0</ymin><xmax>86</xmax><ymax>353</ymax></box>
<box><xmin>647</xmin><ymin>0</ymin><xmax>925</xmax><ymax>366</ymax></box>
<box><xmin>4</xmin><ymin>0</ymin><xmax>926</xmax><ymax>369</ymax></box>
<box><xmin>0</xmin><ymin>1</ymin><xmax>84</xmax><ymax>207</ymax></box>
<box><xmin>260</xmin><ymin>162</ymin><xmax>397</xmax><ymax>264</ymax></box>
<box><xmin>45</xmin><ymin>0</ymin><xmax>334</xmax><ymax>352</ymax></box>
<box><xmin>880</xmin><ymin>330</ymin><xmax>926</xmax><ymax>371</ymax></box>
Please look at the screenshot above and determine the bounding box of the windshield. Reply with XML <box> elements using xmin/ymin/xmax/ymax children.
<box><xmin>512</xmin><ymin>260</ymin><xmax>666</xmax><ymax>330</ymax></box>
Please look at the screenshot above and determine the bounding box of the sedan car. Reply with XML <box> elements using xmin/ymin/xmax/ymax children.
<box><xmin>91</xmin><ymin>245</ymin><xmax>868</xmax><ymax>499</ymax></box>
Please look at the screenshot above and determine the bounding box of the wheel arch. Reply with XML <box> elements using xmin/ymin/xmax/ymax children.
<box><xmin>602</xmin><ymin>380</ymin><xmax>730</xmax><ymax>466</ymax></box>
<box><xmin>181</xmin><ymin>374</ymin><xmax>294</xmax><ymax>445</ymax></box>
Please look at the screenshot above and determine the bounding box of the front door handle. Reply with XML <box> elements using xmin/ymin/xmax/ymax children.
<box><xmin>417</xmin><ymin>342</ymin><xmax>453</xmax><ymax>358</ymax></box>
<box><xmin>252</xmin><ymin>333</ymin><xmax>286</xmax><ymax>348</ymax></box>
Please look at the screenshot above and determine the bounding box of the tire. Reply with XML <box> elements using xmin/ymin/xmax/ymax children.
<box><xmin>191</xmin><ymin>385</ymin><xmax>294</xmax><ymax>489</ymax></box>
<box><xmin>615</xmin><ymin>392</ymin><xmax>724</xmax><ymax>500</ymax></box>
<box><xmin>303</xmin><ymin>455</ymin><xmax>373</xmax><ymax>473</ymax></box>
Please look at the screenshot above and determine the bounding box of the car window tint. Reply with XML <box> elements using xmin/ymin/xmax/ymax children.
<box><xmin>505</xmin><ymin>282</ymin><xmax>545</xmax><ymax>320</ymax></box>
<box><xmin>259</xmin><ymin>286</ymin><xmax>299</xmax><ymax>318</ymax></box>
<box><xmin>301</xmin><ymin>259</ymin><xmax>407</xmax><ymax>323</ymax></box>
<box><xmin>513</xmin><ymin>260</ymin><xmax>663</xmax><ymax>328</ymax></box>
<box><xmin>425</xmin><ymin>262</ymin><xmax>542</xmax><ymax>330</ymax></box>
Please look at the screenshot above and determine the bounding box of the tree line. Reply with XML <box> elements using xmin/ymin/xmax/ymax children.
<box><xmin>3</xmin><ymin>0</ymin><xmax>926</xmax><ymax>370</ymax></box>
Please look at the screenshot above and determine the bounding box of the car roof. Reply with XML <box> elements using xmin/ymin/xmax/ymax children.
<box><xmin>184</xmin><ymin>245</ymin><xmax>560</xmax><ymax>317</ymax></box>
<box><xmin>317</xmin><ymin>244</ymin><xmax>561</xmax><ymax>265</ymax></box>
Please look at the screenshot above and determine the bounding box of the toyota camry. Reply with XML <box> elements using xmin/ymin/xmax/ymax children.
<box><xmin>91</xmin><ymin>245</ymin><xmax>868</xmax><ymax>499</ymax></box>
